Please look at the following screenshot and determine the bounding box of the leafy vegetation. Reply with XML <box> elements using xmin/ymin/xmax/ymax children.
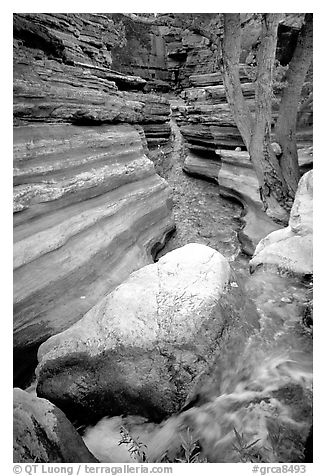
<box><xmin>118</xmin><ymin>426</ymin><xmax>207</xmax><ymax>463</ymax></box>
<box><xmin>232</xmin><ymin>427</ymin><xmax>262</xmax><ymax>463</ymax></box>
<box><xmin>118</xmin><ymin>426</ymin><xmax>148</xmax><ymax>462</ymax></box>
<box><xmin>117</xmin><ymin>422</ymin><xmax>308</xmax><ymax>463</ymax></box>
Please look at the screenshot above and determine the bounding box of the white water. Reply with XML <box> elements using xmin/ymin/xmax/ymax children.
<box><xmin>83</xmin><ymin>269</ymin><xmax>312</xmax><ymax>463</ymax></box>
<box><xmin>82</xmin><ymin>127</ymin><xmax>312</xmax><ymax>463</ymax></box>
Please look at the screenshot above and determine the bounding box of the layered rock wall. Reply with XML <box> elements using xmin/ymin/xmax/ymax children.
<box><xmin>183</xmin><ymin>148</ymin><xmax>312</xmax><ymax>255</ymax></box>
<box><xmin>13</xmin><ymin>14</ymin><xmax>175</xmax><ymax>384</ymax></box>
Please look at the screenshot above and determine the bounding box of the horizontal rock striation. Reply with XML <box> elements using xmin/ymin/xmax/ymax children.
<box><xmin>13</xmin><ymin>53</ymin><xmax>171</xmax><ymax>145</ymax></box>
<box><xmin>216</xmin><ymin>150</ymin><xmax>282</xmax><ymax>255</ymax></box>
<box><xmin>13</xmin><ymin>14</ymin><xmax>176</xmax><ymax>382</ymax></box>
<box><xmin>183</xmin><ymin>148</ymin><xmax>312</xmax><ymax>255</ymax></box>
<box><xmin>181</xmin><ymin>81</ymin><xmax>255</xmax><ymax>104</ymax></box>
<box><xmin>13</xmin><ymin>13</ymin><xmax>119</xmax><ymax>69</ymax></box>
<box><xmin>13</xmin><ymin>123</ymin><xmax>175</xmax><ymax>383</ymax></box>
<box><xmin>174</xmin><ymin>75</ymin><xmax>252</xmax><ymax>152</ymax></box>
<box><xmin>14</xmin><ymin>13</ymin><xmax>172</xmax><ymax>147</ymax></box>
<box><xmin>14</xmin><ymin>388</ymin><xmax>97</xmax><ymax>463</ymax></box>
<box><xmin>189</xmin><ymin>66</ymin><xmax>250</xmax><ymax>88</ymax></box>
<box><xmin>174</xmin><ymin>75</ymin><xmax>283</xmax><ymax>153</ymax></box>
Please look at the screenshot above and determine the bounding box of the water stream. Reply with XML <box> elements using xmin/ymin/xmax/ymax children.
<box><xmin>82</xmin><ymin>120</ymin><xmax>313</xmax><ymax>463</ymax></box>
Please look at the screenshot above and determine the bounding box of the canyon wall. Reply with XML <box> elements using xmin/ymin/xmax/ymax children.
<box><xmin>13</xmin><ymin>13</ymin><xmax>175</xmax><ymax>384</ymax></box>
<box><xmin>13</xmin><ymin>12</ymin><xmax>313</xmax><ymax>383</ymax></box>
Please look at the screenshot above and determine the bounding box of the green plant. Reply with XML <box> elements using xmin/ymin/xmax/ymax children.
<box><xmin>118</xmin><ymin>426</ymin><xmax>148</xmax><ymax>462</ymax></box>
<box><xmin>232</xmin><ymin>427</ymin><xmax>263</xmax><ymax>463</ymax></box>
<box><xmin>174</xmin><ymin>428</ymin><xmax>207</xmax><ymax>463</ymax></box>
<box><xmin>266</xmin><ymin>421</ymin><xmax>306</xmax><ymax>462</ymax></box>
<box><xmin>118</xmin><ymin>425</ymin><xmax>207</xmax><ymax>463</ymax></box>
<box><xmin>267</xmin><ymin>423</ymin><xmax>285</xmax><ymax>456</ymax></box>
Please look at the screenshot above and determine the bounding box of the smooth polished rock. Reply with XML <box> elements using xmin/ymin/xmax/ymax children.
<box><xmin>36</xmin><ymin>244</ymin><xmax>257</xmax><ymax>423</ymax></box>
<box><xmin>250</xmin><ymin>171</ymin><xmax>313</xmax><ymax>276</ymax></box>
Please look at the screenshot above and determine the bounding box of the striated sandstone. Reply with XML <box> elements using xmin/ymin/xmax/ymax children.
<box><xmin>14</xmin><ymin>55</ymin><xmax>171</xmax><ymax>143</ymax></box>
<box><xmin>182</xmin><ymin>152</ymin><xmax>221</xmax><ymax>182</ymax></box>
<box><xmin>189</xmin><ymin>66</ymin><xmax>250</xmax><ymax>87</ymax></box>
<box><xmin>14</xmin><ymin>13</ymin><xmax>121</xmax><ymax>69</ymax></box>
<box><xmin>14</xmin><ymin>13</ymin><xmax>172</xmax><ymax>145</ymax></box>
<box><xmin>217</xmin><ymin>150</ymin><xmax>282</xmax><ymax>255</ymax></box>
<box><xmin>183</xmin><ymin>147</ymin><xmax>313</xmax><ymax>255</ymax></box>
<box><xmin>13</xmin><ymin>13</ymin><xmax>175</xmax><ymax>381</ymax></box>
<box><xmin>13</xmin><ymin>124</ymin><xmax>175</xmax><ymax>383</ymax></box>
<box><xmin>181</xmin><ymin>82</ymin><xmax>255</xmax><ymax>104</ymax></box>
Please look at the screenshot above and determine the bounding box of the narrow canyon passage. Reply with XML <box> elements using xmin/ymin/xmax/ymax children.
<box><xmin>13</xmin><ymin>13</ymin><xmax>313</xmax><ymax>465</ymax></box>
<box><xmin>157</xmin><ymin>119</ymin><xmax>244</xmax><ymax>264</ymax></box>
<box><xmin>82</xmin><ymin>118</ymin><xmax>313</xmax><ymax>463</ymax></box>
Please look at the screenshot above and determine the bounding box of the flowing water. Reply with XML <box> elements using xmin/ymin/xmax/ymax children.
<box><xmin>82</xmin><ymin>122</ymin><xmax>313</xmax><ymax>463</ymax></box>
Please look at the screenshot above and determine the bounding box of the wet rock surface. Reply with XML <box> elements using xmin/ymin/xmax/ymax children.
<box><xmin>81</xmin><ymin>266</ymin><xmax>312</xmax><ymax>463</ymax></box>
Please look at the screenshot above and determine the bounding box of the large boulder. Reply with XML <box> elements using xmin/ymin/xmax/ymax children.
<box><xmin>36</xmin><ymin>243</ymin><xmax>258</xmax><ymax>423</ymax></box>
<box><xmin>250</xmin><ymin>170</ymin><xmax>313</xmax><ymax>276</ymax></box>
<box><xmin>13</xmin><ymin>388</ymin><xmax>97</xmax><ymax>463</ymax></box>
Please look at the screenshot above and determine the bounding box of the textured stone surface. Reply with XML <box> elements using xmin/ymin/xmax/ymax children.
<box><xmin>13</xmin><ymin>13</ymin><xmax>171</xmax><ymax>145</ymax></box>
<box><xmin>13</xmin><ymin>53</ymin><xmax>170</xmax><ymax>143</ymax></box>
<box><xmin>189</xmin><ymin>66</ymin><xmax>250</xmax><ymax>87</ymax></box>
<box><xmin>13</xmin><ymin>13</ymin><xmax>175</xmax><ymax>386</ymax></box>
<box><xmin>175</xmin><ymin>93</ymin><xmax>280</xmax><ymax>153</ymax></box>
<box><xmin>110</xmin><ymin>14</ymin><xmax>169</xmax><ymax>85</ymax></box>
<box><xmin>36</xmin><ymin>244</ymin><xmax>257</xmax><ymax>423</ymax></box>
<box><xmin>13</xmin><ymin>388</ymin><xmax>97</xmax><ymax>463</ymax></box>
<box><xmin>14</xmin><ymin>123</ymin><xmax>175</xmax><ymax>367</ymax></box>
<box><xmin>183</xmin><ymin>152</ymin><xmax>221</xmax><ymax>181</ymax></box>
<box><xmin>218</xmin><ymin>151</ymin><xmax>283</xmax><ymax>255</ymax></box>
<box><xmin>183</xmin><ymin>147</ymin><xmax>313</xmax><ymax>255</ymax></box>
<box><xmin>250</xmin><ymin>171</ymin><xmax>313</xmax><ymax>275</ymax></box>
<box><xmin>13</xmin><ymin>13</ymin><xmax>120</xmax><ymax>68</ymax></box>
<box><xmin>181</xmin><ymin>81</ymin><xmax>255</xmax><ymax>104</ymax></box>
<box><xmin>183</xmin><ymin>150</ymin><xmax>281</xmax><ymax>255</ymax></box>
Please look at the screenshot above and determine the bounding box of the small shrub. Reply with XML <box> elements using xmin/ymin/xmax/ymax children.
<box><xmin>174</xmin><ymin>428</ymin><xmax>207</xmax><ymax>463</ymax></box>
<box><xmin>118</xmin><ymin>426</ymin><xmax>148</xmax><ymax>462</ymax></box>
<box><xmin>232</xmin><ymin>427</ymin><xmax>263</xmax><ymax>463</ymax></box>
<box><xmin>118</xmin><ymin>426</ymin><xmax>207</xmax><ymax>463</ymax></box>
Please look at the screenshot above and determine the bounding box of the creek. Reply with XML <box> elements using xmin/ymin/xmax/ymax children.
<box><xmin>81</xmin><ymin>119</ymin><xmax>313</xmax><ymax>463</ymax></box>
